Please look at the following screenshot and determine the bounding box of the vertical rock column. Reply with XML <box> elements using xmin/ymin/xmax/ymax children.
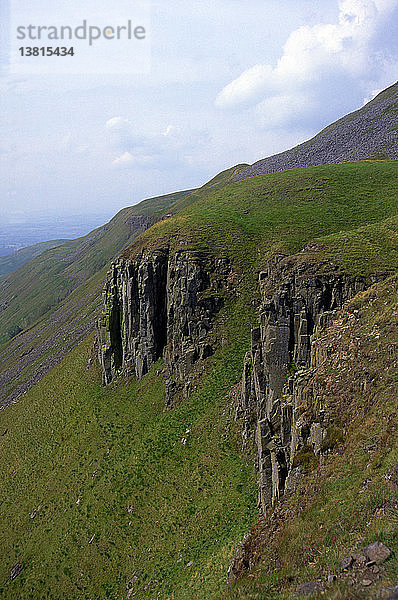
<box><xmin>97</xmin><ymin>249</ymin><xmax>169</xmax><ymax>384</ymax></box>
<box><xmin>98</xmin><ymin>249</ymin><xmax>232</xmax><ymax>403</ymax></box>
<box><xmin>236</xmin><ymin>256</ymin><xmax>367</xmax><ymax>514</ymax></box>
<box><xmin>164</xmin><ymin>252</ymin><xmax>230</xmax><ymax>407</ymax></box>
<box><xmin>121</xmin><ymin>249</ymin><xmax>169</xmax><ymax>379</ymax></box>
<box><xmin>97</xmin><ymin>263</ymin><xmax>124</xmax><ymax>385</ymax></box>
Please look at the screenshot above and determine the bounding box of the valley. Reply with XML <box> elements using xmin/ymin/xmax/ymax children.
<box><xmin>0</xmin><ymin>84</ymin><xmax>397</xmax><ymax>600</ymax></box>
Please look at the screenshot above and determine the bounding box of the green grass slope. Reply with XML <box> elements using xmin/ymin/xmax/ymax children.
<box><xmin>0</xmin><ymin>240</ymin><xmax>68</xmax><ymax>277</ymax></box>
<box><xmin>0</xmin><ymin>166</ymin><xmax>249</xmax><ymax>406</ymax></box>
<box><xmin>0</xmin><ymin>161</ymin><xmax>396</xmax><ymax>599</ymax></box>
<box><xmin>0</xmin><ymin>189</ymin><xmax>190</xmax><ymax>345</ymax></box>
<box><xmin>167</xmin><ymin>163</ymin><xmax>249</xmax><ymax>213</ymax></box>
<box><xmin>126</xmin><ymin>161</ymin><xmax>398</xmax><ymax>277</ymax></box>
<box><xmin>0</xmin><ymin>266</ymin><xmax>106</xmax><ymax>409</ymax></box>
<box><xmin>0</xmin><ymin>301</ymin><xmax>257</xmax><ymax>600</ymax></box>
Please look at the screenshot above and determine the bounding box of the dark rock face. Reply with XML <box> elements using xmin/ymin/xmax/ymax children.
<box><xmin>235</xmin><ymin>255</ymin><xmax>367</xmax><ymax>514</ymax></box>
<box><xmin>127</xmin><ymin>215</ymin><xmax>153</xmax><ymax>235</ymax></box>
<box><xmin>98</xmin><ymin>249</ymin><xmax>169</xmax><ymax>385</ymax></box>
<box><xmin>98</xmin><ymin>249</ymin><xmax>231</xmax><ymax>405</ymax></box>
<box><xmin>120</xmin><ymin>249</ymin><xmax>169</xmax><ymax>381</ymax></box>
<box><xmin>235</xmin><ymin>82</ymin><xmax>398</xmax><ymax>181</ymax></box>
<box><xmin>164</xmin><ymin>252</ymin><xmax>230</xmax><ymax>406</ymax></box>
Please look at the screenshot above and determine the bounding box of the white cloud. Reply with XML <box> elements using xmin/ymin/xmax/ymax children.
<box><xmin>106</xmin><ymin>117</ymin><xmax>131</xmax><ymax>130</ymax></box>
<box><xmin>105</xmin><ymin>117</ymin><xmax>208</xmax><ymax>171</ymax></box>
<box><xmin>362</xmin><ymin>87</ymin><xmax>384</xmax><ymax>105</ymax></box>
<box><xmin>215</xmin><ymin>65</ymin><xmax>275</xmax><ymax>108</ymax></box>
<box><xmin>215</xmin><ymin>0</ymin><xmax>397</xmax><ymax>127</ymax></box>
<box><xmin>256</xmin><ymin>93</ymin><xmax>314</xmax><ymax>128</ymax></box>
<box><xmin>112</xmin><ymin>151</ymin><xmax>134</xmax><ymax>165</ymax></box>
<box><xmin>105</xmin><ymin>116</ymin><xmax>144</xmax><ymax>155</ymax></box>
<box><xmin>162</xmin><ymin>125</ymin><xmax>176</xmax><ymax>137</ymax></box>
<box><xmin>112</xmin><ymin>151</ymin><xmax>155</xmax><ymax>168</ymax></box>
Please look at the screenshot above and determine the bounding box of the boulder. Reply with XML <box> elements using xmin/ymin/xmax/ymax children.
<box><xmin>363</xmin><ymin>541</ymin><xmax>391</xmax><ymax>564</ymax></box>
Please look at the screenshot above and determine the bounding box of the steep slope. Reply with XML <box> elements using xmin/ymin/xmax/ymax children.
<box><xmin>235</xmin><ymin>82</ymin><xmax>398</xmax><ymax>181</ymax></box>
<box><xmin>0</xmin><ymin>191</ymin><xmax>190</xmax><ymax>409</ymax></box>
<box><xmin>0</xmin><ymin>189</ymin><xmax>190</xmax><ymax>345</ymax></box>
<box><xmin>0</xmin><ymin>161</ymin><xmax>396</xmax><ymax>599</ymax></box>
<box><xmin>0</xmin><ymin>164</ymin><xmax>249</xmax><ymax>408</ymax></box>
<box><xmin>0</xmin><ymin>267</ymin><xmax>105</xmax><ymax>410</ymax></box>
<box><xmin>0</xmin><ymin>239</ymin><xmax>68</xmax><ymax>277</ymax></box>
<box><xmin>0</xmin><ymin>190</ymin><xmax>190</xmax><ymax>408</ymax></box>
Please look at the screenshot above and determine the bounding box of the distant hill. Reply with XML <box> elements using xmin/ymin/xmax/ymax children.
<box><xmin>0</xmin><ymin>164</ymin><xmax>247</xmax><ymax>406</ymax></box>
<box><xmin>235</xmin><ymin>81</ymin><xmax>398</xmax><ymax>181</ymax></box>
<box><xmin>0</xmin><ymin>240</ymin><xmax>68</xmax><ymax>277</ymax></box>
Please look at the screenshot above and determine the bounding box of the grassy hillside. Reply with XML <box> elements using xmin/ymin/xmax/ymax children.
<box><xmin>167</xmin><ymin>163</ymin><xmax>249</xmax><ymax>213</ymax></box>
<box><xmin>0</xmin><ymin>189</ymin><xmax>190</xmax><ymax>345</ymax></box>
<box><xmin>0</xmin><ymin>161</ymin><xmax>396</xmax><ymax>599</ymax></box>
<box><xmin>0</xmin><ymin>165</ymin><xmax>250</xmax><ymax>407</ymax></box>
<box><xmin>0</xmin><ymin>300</ymin><xmax>257</xmax><ymax>600</ymax></box>
<box><xmin>0</xmin><ymin>240</ymin><xmax>68</xmax><ymax>277</ymax></box>
<box><xmin>125</xmin><ymin>161</ymin><xmax>398</xmax><ymax>276</ymax></box>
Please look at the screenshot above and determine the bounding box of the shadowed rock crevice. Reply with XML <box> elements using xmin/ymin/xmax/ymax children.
<box><xmin>107</xmin><ymin>268</ymin><xmax>123</xmax><ymax>374</ymax></box>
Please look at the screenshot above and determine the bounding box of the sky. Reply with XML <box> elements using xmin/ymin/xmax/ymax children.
<box><xmin>0</xmin><ymin>0</ymin><xmax>397</xmax><ymax>223</ymax></box>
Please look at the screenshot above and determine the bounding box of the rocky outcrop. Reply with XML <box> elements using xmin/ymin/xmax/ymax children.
<box><xmin>97</xmin><ymin>249</ymin><xmax>232</xmax><ymax>405</ymax></box>
<box><xmin>163</xmin><ymin>252</ymin><xmax>230</xmax><ymax>406</ymax></box>
<box><xmin>99</xmin><ymin>239</ymin><xmax>375</xmax><ymax>515</ymax></box>
<box><xmin>98</xmin><ymin>248</ymin><xmax>169</xmax><ymax>385</ymax></box>
<box><xmin>235</xmin><ymin>254</ymin><xmax>368</xmax><ymax>515</ymax></box>
<box><xmin>127</xmin><ymin>214</ymin><xmax>153</xmax><ymax>234</ymax></box>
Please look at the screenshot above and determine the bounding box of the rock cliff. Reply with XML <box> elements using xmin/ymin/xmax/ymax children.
<box><xmin>98</xmin><ymin>245</ymin><xmax>375</xmax><ymax>514</ymax></box>
<box><xmin>97</xmin><ymin>249</ymin><xmax>232</xmax><ymax>406</ymax></box>
<box><xmin>235</xmin><ymin>253</ymin><xmax>369</xmax><ymax>514</ymax></box>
